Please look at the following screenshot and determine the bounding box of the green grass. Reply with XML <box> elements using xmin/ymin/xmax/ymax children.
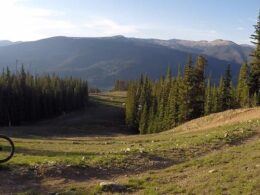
<box><xmin>123</xmin><ymin>139</ymin><xmax>260</xmax><ymax>195</ymax></box>
<box><xmin>5</xmin><ymin>119</ymin><xmax>259</xmax><ymax>170</ymax></box>
<box><xmin>1</xmin><ymin>93</ymin><xmax>260</xmax><ymax>194</ymax></box>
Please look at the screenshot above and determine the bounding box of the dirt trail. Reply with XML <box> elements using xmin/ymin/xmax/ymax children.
<box><xmin>38</xmin><ymin>129</ymin><xmax>260</xmax><ymax>194</ymax></box>
<box><xmin>1</xmin><ymin>106</ymin><xmax>260</xmax><ymax>194</ymax></box>
<box><xmin>1</xmin><ymin>94</ymin><xmax>131</xmax><ymax>138</ymax></box>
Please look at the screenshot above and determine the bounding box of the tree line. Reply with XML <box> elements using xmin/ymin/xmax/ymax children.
<box><xmin>126</xmin><ymin>58</ymin><xmax>259</xmax><ymax>134</ymax></box>
<box><xmin>125</xmin><ymin>12</ymin><xmax>260</xmax><ymax>134</ymax></box>
<box><xmin>0</xmin><ymin>66</ymin><xmax>88</xmax><ymax>126</ymax></box>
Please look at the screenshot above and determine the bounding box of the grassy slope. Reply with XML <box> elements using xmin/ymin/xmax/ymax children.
<box><xmin>0</xmin><ymin>92</ymin><xmax>260</xmax><ymax>194</ymax></box>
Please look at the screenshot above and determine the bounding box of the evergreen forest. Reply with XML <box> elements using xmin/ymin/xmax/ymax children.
<box><xmin>0</xmin><ymin>67</ymin><xmax>88</xmax><ymax>126</ymax></box>
<box><xmin>125</xmin><ymin>13</ymin><xmax>260</xmax><ymax>134</ymax></box>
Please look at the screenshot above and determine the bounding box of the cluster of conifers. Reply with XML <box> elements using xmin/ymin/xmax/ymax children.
<box><xmin>125</xmin><ymin>13</ymin><xmax>260</xmax><ymax>134</ymax></box>
<box><xmin>125</xmin><ymin>56</ymin><xmax>259</xmax><ymax>134</ymax></box>
<box><xmin>0</xmin><ymin>67</ymin><xmax>88</xmax><ymax>126</ymax></box>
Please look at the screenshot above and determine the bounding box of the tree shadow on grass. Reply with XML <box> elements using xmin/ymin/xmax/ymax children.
<box><xmin>1</xmin><ymin>97</ymin><xmax>137</xmax><ymax>138</ymax></box>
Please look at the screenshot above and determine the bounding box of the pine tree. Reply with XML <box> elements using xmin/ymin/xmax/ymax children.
<box><xmin>211</xmin><ymin>85</ymin><xmax>218</xmax><ymax>113</ymax></box>
<box><xmin>148</xmin><ymin>98</ymin><xmax>157</xmax><ymax>133</ymax></box>
<box><xmin>223</xmin><ymin>65</ymin><xmax>233</xmax><ymax>110</ymax></box>
<box><xmin>157</xmin><ymin>88</ymin><xmax>166</xmax><ymax>131</ymax></box>
<box><xmin>249</xmin><ymin>11</ymin><xmax>260</xmax><ymax>104</ymax></box>
<box><xmin>139</xmin><ymin>103</ymin><xmax>148</xmax><ymax>134</ymax></box>
<box><xmin>167</xmin><ymin>80</ymin><xmax>178</xmax><ymax>128</ymax></box>
<box><xmin>179</xmin><ymin>55</ymin><xmax>194</xmax><ymax>122</ymax></box>
<box><xmin>204</xmin><ymin>78</ymin><xmax>213</xmax><ymax>115</ymax></box>
<box><xmin>217</xmin><ymin>76</ymin><xmax>225</xmax><ymax>112</ymax></box>
<box><xmin>194</xmin><ymin>55</ymin><xmax>207</xmax><ymax>117</ymax></box>
<box><xmin>237</xmin><ymin>63</ymin><xmax>250</xmax><ymax>107</ymax></box>
<box><xmin>125</xmin><ymin>82</ymin><xmax>138</xmax><ymax>130</ymax></box>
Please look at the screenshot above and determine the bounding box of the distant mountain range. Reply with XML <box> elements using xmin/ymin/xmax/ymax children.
<box><xmin>0</xmin><ymin>40</ymin><xmax>22</xmax><ymax>47</ymax></box>
<box><xmin>146</xmin><ymin>38</ymin><xmax>253</xmax><ymax>64</ymax></box>
<box><xmin>0</xmin><ymin>36</ymin><xmax>254</xmax><ymax>89</ymax></box>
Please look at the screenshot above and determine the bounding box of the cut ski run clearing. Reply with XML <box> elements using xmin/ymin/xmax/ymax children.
<box><xmin>0</xmin><ymin>92</ymin><xmax>260</xmax><ymax>194</ymax></box>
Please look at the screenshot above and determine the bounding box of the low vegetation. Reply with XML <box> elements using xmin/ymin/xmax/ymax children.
<box><xmin>0</xmin><ymin>93</ymin><xmax>259</xmax><ymax>194</ymax></box>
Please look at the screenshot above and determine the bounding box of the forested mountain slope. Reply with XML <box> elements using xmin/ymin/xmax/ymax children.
<box><xmin>0</xmin><ymin>36</ymin><xmax>247</xmax><ymax>88</ymax></box>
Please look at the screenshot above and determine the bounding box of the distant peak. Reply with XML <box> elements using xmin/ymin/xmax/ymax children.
<box><xmin>211</xmin><ymin>39</ymin><xmax>235</xmax><ymax>45</ymax></box>
<box><xmin>212</xmin><ymin>39</ymin><xmax>225</xmax><ymax>42</ymax></box>
<box><xmin>111</xmin><ymin>35</ymin><xmax>126</xmax><ymax>39</ymax></box>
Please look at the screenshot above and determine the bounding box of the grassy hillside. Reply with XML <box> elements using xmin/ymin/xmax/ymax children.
<box><xmin>0</xmin><ymin>93</ymin><xmax>259</xmax><ymax>194</ymax></box>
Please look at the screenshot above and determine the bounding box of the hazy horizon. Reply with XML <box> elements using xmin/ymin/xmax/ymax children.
<box><xmin>0</xmin><ymin>35</ymin><xmax>256</xmax><ymax>46</ymax></box>
<box><xmin>0</xmin><ymin>0</ymin><xmax>258</xmax><ymax>44</ymax></box>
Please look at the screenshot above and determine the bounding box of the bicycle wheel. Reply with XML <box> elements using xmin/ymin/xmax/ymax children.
<box><xmin>0</xmin><ymin>135</ymin><xmax>15</xmax><ymax>163</ymax></box>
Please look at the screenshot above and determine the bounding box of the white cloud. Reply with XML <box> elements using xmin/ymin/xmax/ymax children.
<box><xmin>0</xmin><ymin>0</ymin><xmax>248</xmax><ymax>43</ymax></box>
<box><xmin>0</xmin><ymin>0</ymin><xmax>74</xmax><ymax>41</ymax></box>
<box><xmin>0</xmin><ymin>0</ymin><xmax>139</xmax><ymax>41</ymax></box>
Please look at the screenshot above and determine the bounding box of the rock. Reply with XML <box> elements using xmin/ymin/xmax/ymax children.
<box><xmin>256</xmin><ymin>164</ymin><xmax>260</xmax><ymax>168</ymax></box>
<box><xmin>48</xmin><ymin>161</ymin><xmax>56</xmax><ymax>165</ymax></box>
<box><xmin>99</xmin><ymin>181</ymin><xmax>126</xmax><ymax>192</ymax></box>
<box><xmin>125</xmin><ymin>148</ymin><xmax>131</xmax><ymax>152</ymax></box>
<box><xmin>208</xmin><ymin>169</ymin><xmax>217</xmax><ymax>173</ymax></box>
<box><xmin>56</xmin><ymin>169</ymin><xmax>62</xmax><ymax>174</ymax></box>
<box><xmin>100</xmin><ymin>181</ymin><xmax>115</xmax><ymax>186</ymax></box>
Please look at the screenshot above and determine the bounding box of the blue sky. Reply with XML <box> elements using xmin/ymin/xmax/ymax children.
<box><xmin>0</xmin><ymin>0</ymin><xmax>259</xmax><ymax>44</ymax></box>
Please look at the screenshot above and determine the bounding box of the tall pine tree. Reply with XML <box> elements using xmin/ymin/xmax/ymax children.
<box><xmin>249</xmin><ymin>11</ymin><xmax>260</xmax><ymax>105</ymax></box>
<box><xmin>237</xmin><ymin>63</ymin><xmax>250</xmax><ymax>107</ymax></box>
<box><xmin>193</xmin><ymin>55</ymin><xmax>207</xmax><ymax>117</ymax></box>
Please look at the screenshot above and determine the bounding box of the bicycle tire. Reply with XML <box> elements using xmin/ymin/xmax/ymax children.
<box><xmin>0</xmin><ymin>135</ymin><xmax>15</xmax><ymax>163</ymax></box>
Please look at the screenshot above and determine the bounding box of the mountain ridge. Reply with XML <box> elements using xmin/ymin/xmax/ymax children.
<box><xmin>0</xmin><ymin>36</ymin><xmax>253</xmax><ymax>88</ymax></box>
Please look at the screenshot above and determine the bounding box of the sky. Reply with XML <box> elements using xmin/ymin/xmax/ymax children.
<box><xmin>0</xmin><ymin>0</ymin><xmax>259</xmax><ymax>44</ymax></box>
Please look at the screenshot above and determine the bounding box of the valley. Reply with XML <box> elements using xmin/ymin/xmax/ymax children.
<box><xmin>0</xmin><ymin>2</ymin><xmax>259</xmax><ymax>195</ymax></box>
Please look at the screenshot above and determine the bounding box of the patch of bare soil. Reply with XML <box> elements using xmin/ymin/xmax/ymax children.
<box><xmin>1</xmin><ymin>108</ymin><xmax>260</xmax><ymax>194</ymax></box>
<box><xmin>0</xmin><ymin>166</ymin><xmax>43</xmax><ymax>194</ymax></box>
<box><xmin>0</xmin><ymin>152</ymin><xmax>173</xmax><ymax>194</ymax></box>
<box><xmin>2</xmin><ymin>130</ymin><xmax>260</xmax><ymax>195</ymax></box>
